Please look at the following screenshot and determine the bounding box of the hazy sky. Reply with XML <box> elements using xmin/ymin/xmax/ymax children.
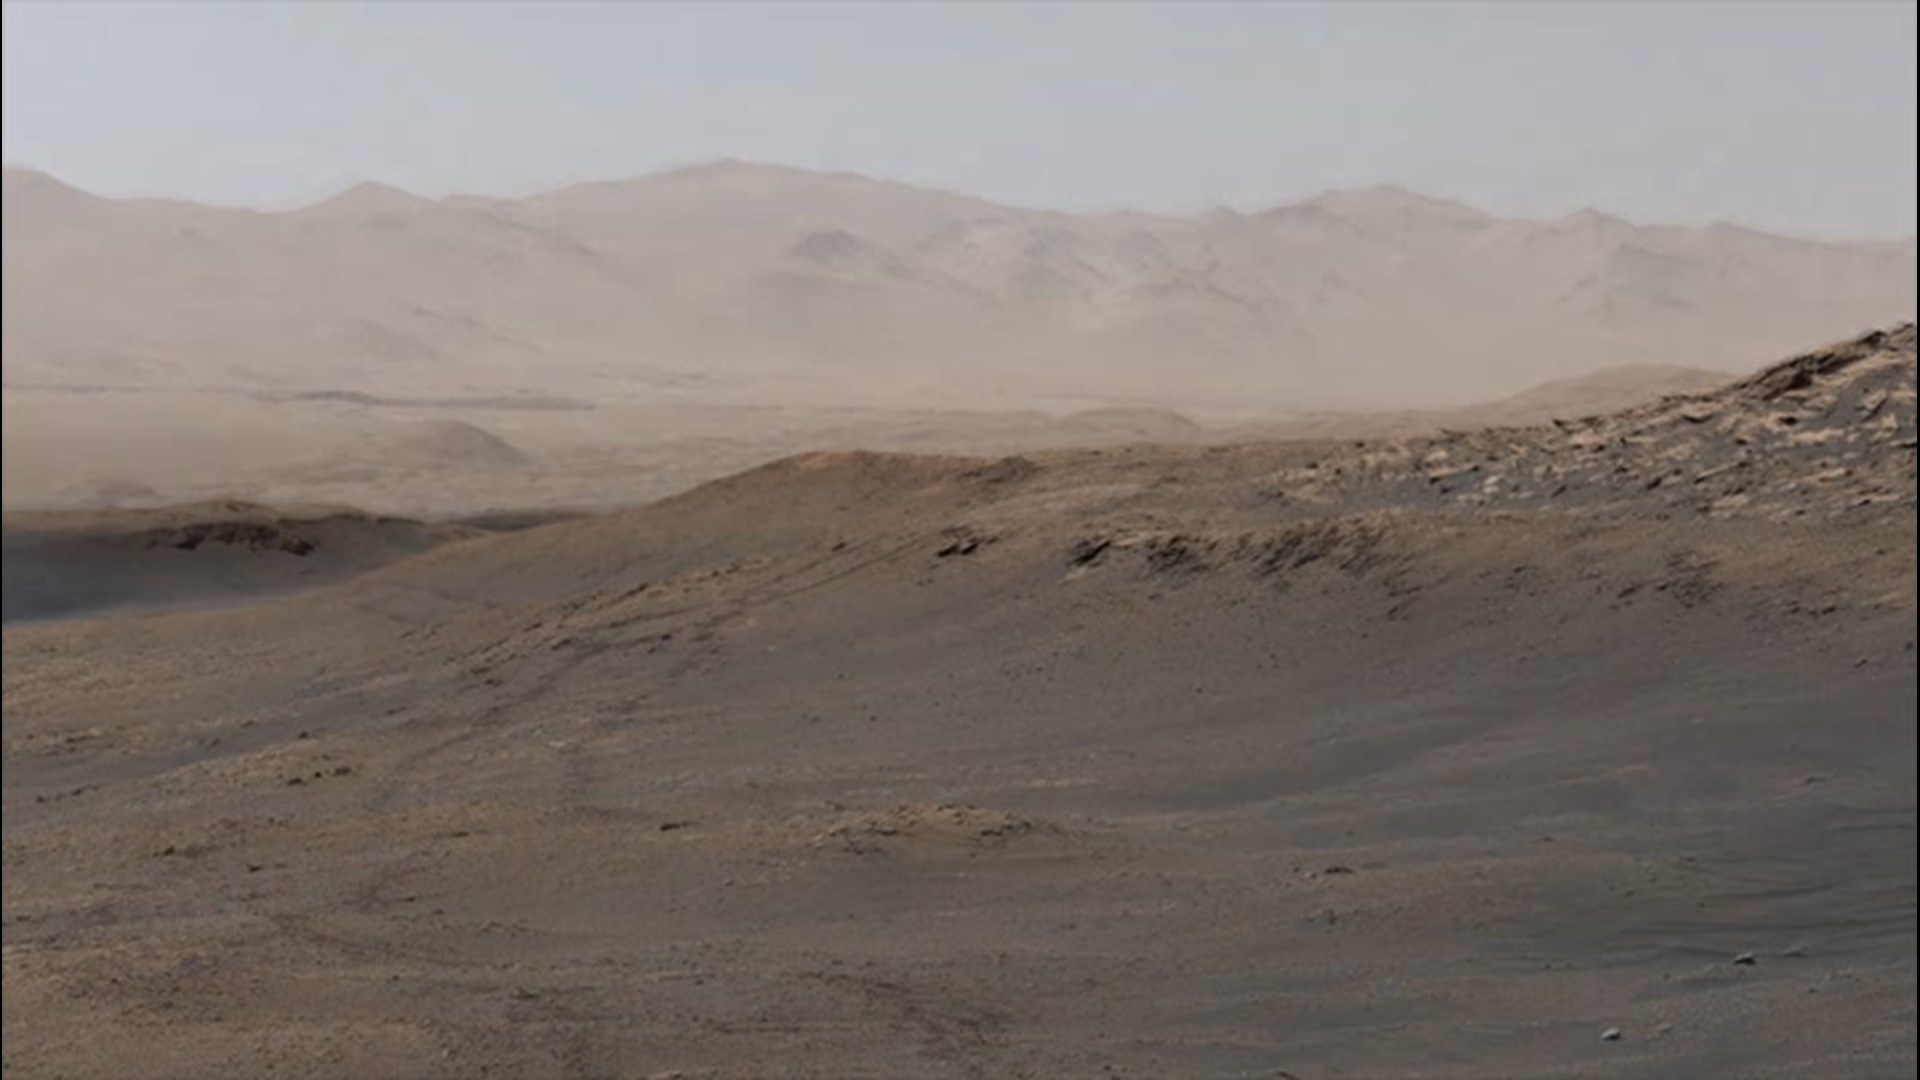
<box><xmin>3</xmin><ymin>1</ymin><xmax>1914</xmax><ymax>239</ymax></box>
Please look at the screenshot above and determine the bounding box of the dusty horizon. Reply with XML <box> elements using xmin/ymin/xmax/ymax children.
<box><xmin>7</xmin><ymin>152</ymin><xmax>1913</xmax><ymax>516</ymax></box>
<box><xmin>6</xmin><ymin>160</ymin><xmax>1918</xmax><ymax>245</ymax></box>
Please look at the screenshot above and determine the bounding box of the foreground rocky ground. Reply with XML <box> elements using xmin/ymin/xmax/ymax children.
<box><xmin>4</xmin><ymin>327</ymin><xmax>1914</xmax><ymax>1078</ymax></box>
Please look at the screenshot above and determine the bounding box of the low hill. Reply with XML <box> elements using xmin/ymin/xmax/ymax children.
<box><xmin>1</xmin><ymin>502</ymin><xmax>483</xmax><ymax>624</ymax></box>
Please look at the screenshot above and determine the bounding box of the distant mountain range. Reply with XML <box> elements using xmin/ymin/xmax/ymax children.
<box><xmin>4</xmin><ymin>161</ymin><xmax>1913</xmax><ymax>411</ymax></box>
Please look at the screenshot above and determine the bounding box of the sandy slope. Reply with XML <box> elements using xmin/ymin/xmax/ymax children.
<box><xmin>2</xmin><ymin>327</ymin><xmax>1915</xmax><ymax>1078</ymax></box>
<box><xmin>1</xmin><ymin>502</ymin><xmax>492</xmax><ymax>624</ymax></box>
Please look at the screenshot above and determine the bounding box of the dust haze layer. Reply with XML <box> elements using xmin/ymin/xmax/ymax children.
<box><xmin>3</xmin><ymin>326</ymin><xmax>1914</xmax><ymax>1078</ymax></box>
<box><xmin>0</xmin><ymin>359</ymin><xmax>1740</xmax><ymax>520</ymax></box>
<box><xmin>6</xmin><ymin>162</ymin><xmax>1911</xmax><ymax>518</ymax></box>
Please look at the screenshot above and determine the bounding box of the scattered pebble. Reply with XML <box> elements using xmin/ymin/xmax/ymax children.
<box><xmin>1601</xmin><ymin>1027</ymin><xmax>1623</xmax><ymax>1042</ymax></box>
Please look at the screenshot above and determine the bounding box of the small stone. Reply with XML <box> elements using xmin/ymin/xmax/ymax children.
<box><xmin>1601</xmin><ymin>1027</ymin><xmax>1623</xmax><ymax>1042</ymax></box>
<box><xmin>1733</xmin><ymin>952</ymin><xmax>1757</xmax><ymax>966</ymax></box>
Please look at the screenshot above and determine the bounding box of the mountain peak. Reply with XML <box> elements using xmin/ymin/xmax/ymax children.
<box><xmin>657</xmin><ymin>157</ymin><xmax>794</xmax><ymax>180</ymax></box>
<box><xmin>2</xmin><ymin>166</ymin><xmax>104</xmax><ymax>206</ymax></box>
<box><xmin>1551</xmin><ymin>207</ymin><xmax>1636</xmax><ymax>241</ymax></box>
<box><xmin>1299</xmin><ymin>184</ymin><xmax>1489</xmax><ymax>223</ymax></box>
<box><xmin>652</xmin><ymin>158</ymin><xmax>892</xmax><ymax>189</ymax></box>
<box><xmin>1559</xmin><ymin>207</ymin><xmax>1629</xmax><ymax>228</ymax></box>
<box><xmin>301</xmin><ymin>180</ymin><xmax>431</xmax><ymax>215</ymax></box>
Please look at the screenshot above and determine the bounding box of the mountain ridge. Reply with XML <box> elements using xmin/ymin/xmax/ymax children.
<box><xmin>7</xmin><ymin>163</ymin><xmax>1911</xmax><ymax>244</ymax></box>
<box><xmin>4</xmin><ymin>162</ymin><xmax>1913</xmax><ymax>412</ymax></box>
